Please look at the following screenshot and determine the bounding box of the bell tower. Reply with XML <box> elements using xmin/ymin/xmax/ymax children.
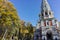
<box><xmin>39</xmin><ymin>0</ymin><xmax>54</xmax><ymax>20</ymax></box>
<box><xmin>38</xmin><ymin>0</ymin><xmax>59</xmax><ymax>27</ymax></box>
<box><xmin>34</xmin><ymin>0</ymin><xmax>60</xmax><ymax>40</ymax></box>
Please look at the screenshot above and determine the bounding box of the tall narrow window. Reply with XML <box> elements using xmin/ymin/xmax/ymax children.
<box><xmin>44</xmin><ymin>21</ymin><xmax>46</xmax><ymax>26</ymax></box>
<box><xmin>49</xmin><ymin>12</ymin><xmax>51</xmax><ymax>15</ymax></box>
<box><xmin>45</xmin><ymin>12</ymin><xmax>48</xmax><ymax>16</ymax></box>
<box><xmin>55</xmin><ymin>20</ymin><xmax>57</xmax><ymax>23</ymax></box>
<box><xmin>47</xmin><ymin>22</ymin><xmax>49</xmax><ymax>25</ymax></box>
<box><xmin>42</xmin><ymin>13</ymin><xmax>43</xmax><ymax>16</ymax></box>
<box><xmin>49</xmin><ymin>20</ymin><xmax>52</xmax><ymax>26</ymax></box>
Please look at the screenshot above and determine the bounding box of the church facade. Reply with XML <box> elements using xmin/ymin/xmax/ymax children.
<box><xmin>34</xmin><ymin>0</ymin><xmax>60</xmax><ymax>40</ymax></box>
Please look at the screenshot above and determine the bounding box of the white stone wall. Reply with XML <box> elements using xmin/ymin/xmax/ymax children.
<box><xmin>52</xmin><ymin>19</ymin><xmax>55</xmax><ymax>26</ymax></box>
<box><xmin>36</xmin><ymin>23</ymin><xmax>41</xmax><ymax>29</ymax></box>
<box><xmin>41</xmin><ymin>21</ymin><xmax>44</xmax><ymax>26</ymax></box>
<box><xmin>56</xmin><ymin>21</ymin><xmax>59</xmax><ymax>27</ymax></box>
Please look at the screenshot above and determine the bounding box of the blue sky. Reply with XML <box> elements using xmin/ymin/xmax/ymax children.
<box><xmin>10</xmin><ymin>0</ymin><xmax>60</xmax><ymax>26</ymax></box>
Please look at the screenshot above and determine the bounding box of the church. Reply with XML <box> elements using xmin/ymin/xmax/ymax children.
<box><xmin>34</xmin><ymin>0</ymin><xmax>60</xmax><ymax>40</ymax></box>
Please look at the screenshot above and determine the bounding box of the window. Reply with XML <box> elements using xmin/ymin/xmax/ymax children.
<box><xmin>42</xmin><ymin>13</ymin><xmax>43</xmax><ymax>16</ymax></box>
<box><xmin>44</xmin><ymin>37</ymin><xmax>45</xmax><ymax>40</ymax></box>
<box><xmin>55</xmin><ymin>20</ymin><xmax>57</xmax><ymax>23</ymax></box>
<box><xmin>44</xmin><ymin>21</ymin><xmax>46</xmax><ymax>26</ymax></box>
<box><xmin>49</xmin><ymin>20</ymin><xmax>52</xmax><ymax>26</ymax></box>
<box><xmin>47</xmin><ymin>22</ymin><xmax>49</xmax><ymax>25</ymax></box>
<box><xmin>49</xmin><ymin>12</ymin><xmax>51</xmax><ymax>15</ymax></box>
<box><xmin>45</xmin><ymin>12</ymin><xmax>48</xmax><ymax>16</ymax></box>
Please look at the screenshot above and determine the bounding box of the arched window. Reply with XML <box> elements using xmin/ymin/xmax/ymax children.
<box><xmin>42</xmin><ymin>13</ymin><xmax>43</xmax><ymax>16</ymax></box>
<box><xmin>45</xmin><ymin>12</ymin><xmax>48</xmax><ymax>16</ymax></box>
<box><xmin>47</xmin><ymin>22</ymin><xmax>49</xmax><ymax>25</ymax></box>
<box><xmin>44</xmin><ymin>21</ymin><xmax>46</xmax><ymax>26</ymax></box>
<box><xmin>49</xmin><ymin>12</ymin><xmax>51</xmax><ymax>15</ymax></box>
<box><xmin>55</xmin><ymin>20</ymin><xmax>57</xmax><ymax>23</ymax></box>
<box><xmin>49</xmin><ymin>20</ymin><xmax>52</xmax><ymax>26</ymax></box>
<box><xmin>44</xmin><ymin>37</ymin><xmax>45</xmax><ymax>40</ymax></box>
<box><xmin>55</xmin><ymin>38</ymin><xmax>57</xmax><ymax>40</ymax></box>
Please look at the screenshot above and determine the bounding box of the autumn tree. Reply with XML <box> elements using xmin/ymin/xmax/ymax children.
<box><xmin>0</xmin><ymin>0</ymin><xmax>20</xmax><ymax>39</ymax></box>
<box><xmin>25</xmin><ymin>22</ymin><xmax>34</xmax><ymax>40</ymax></box>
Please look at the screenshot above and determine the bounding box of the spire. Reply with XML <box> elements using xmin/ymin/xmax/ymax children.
<box><xmin>41</xmin><ymin>0</ymin><xmax>51</xmax><ymax>12</ymax></box>
<box><xmin>39</xmin><ymin>0</ymin><xmax>54</xmax><ymax>19</ymax></box>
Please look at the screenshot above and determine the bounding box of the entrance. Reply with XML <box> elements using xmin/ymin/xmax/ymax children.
<box><xmin>46</xmin><ymin>30</ymin><xmax>53</xmax><ymax>40</ymax></box>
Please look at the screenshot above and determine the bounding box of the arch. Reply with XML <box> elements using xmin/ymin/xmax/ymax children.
<box><xmin>55</xmin><ymin>37</ymin><xmax>58</xmax><ymax>40</ymax></box>
<box><xmin>53</xmin><ymin>36</ymin><xmax>58</xmax><ymax>40</ymax></box>
<box><xmin>46</xmin><ymin>30</ymin><xmax>53</xmax><ymax>40</ymax></box>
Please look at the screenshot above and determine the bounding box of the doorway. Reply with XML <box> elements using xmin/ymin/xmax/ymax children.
<box><xmin>46</xmin><ymin>30</ymin><xmax>53</xmax><ymax>40</ymax></box>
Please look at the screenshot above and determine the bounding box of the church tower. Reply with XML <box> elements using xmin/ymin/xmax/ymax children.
<box><xmin>34</xmin><ymin>0</ymin><xmax>60</xmax><ymax>40</ymax></box>
<box><xmin>38</xmin><ymin>0</ymin><xmax>59</xmax><ymax>28</ymax></box>
<box><xmin>40</xmin><ymin>0</ymin><xmax>54</xmax><ymax>19</ymax></box>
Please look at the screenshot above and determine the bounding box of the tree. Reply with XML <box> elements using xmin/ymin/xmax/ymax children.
<box><xmin>0</xmin><ymin>0</ymin><xmax>20</xmax><ymax>39</ymax></box>
<box><xmin>26</xmin><ymin>22</ymin><xmax>34</xmax><ymax>33</ymax></box>
<box><xmin>26</xmin><ymin>22</ymin><xmax>34</xmax><ymax>40</ymax></box>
